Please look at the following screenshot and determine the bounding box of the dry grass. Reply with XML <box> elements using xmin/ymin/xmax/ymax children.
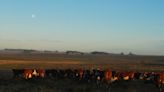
<box><xmin>0</xmin><ymin>53</ymin><xmax>163</xmax><ymax>71</ymax></box>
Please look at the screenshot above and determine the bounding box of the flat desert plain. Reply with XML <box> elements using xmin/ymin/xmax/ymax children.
<box><xmin>0</xmin><ymin>53</ymin><xmax>163</xmax><ymax>71</ymax></box>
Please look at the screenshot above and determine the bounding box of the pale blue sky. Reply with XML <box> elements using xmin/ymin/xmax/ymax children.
<box><xmin>0</xmin><ymin>0</ymin><xmax>164</xmax><ymax>55</ymax></box>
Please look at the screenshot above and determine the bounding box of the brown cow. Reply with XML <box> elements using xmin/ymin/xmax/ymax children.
<box><xmin>104</xmin><ymin>69</ymin><xmax>112</xmax><ymax>81</ymax></box>
<box><xmin>23</xmin><ymin>69</ymin><xmax>33</xmax><ymax>79</ymax></box>
<box><xmin>37</xmin><ymin>69</ymin><xmax>45</xmax><ymax>78</ymax></box>
<box><xmin>103</xmin><ymin>69</ymin><xmax>113</xmax><ymax>88</ymax></box>
<box><xmin>156</xmin><ymin>73</ymin><xmax>164</xmax><ymax>87</ymax></box>
<box><xmin>78</xmin><ymin>68</ymin><xmax>84</xmax><ymax>80</ymax></box>
<box><xmin>114</xmin><ymin>71</ymin><xmax>122</xmax><ymax>80</ymax></box>
<box><xmin>75</xmin><ymin>68</ymin><xmax>84</xmax><ymax>80</ymax></box>
<box><xmin>154</xmin><ymin>73</ymin><xmax>164</xmax><ymax>92</ymax></box>
<box><xmin>23</xmin><ymin>69</ymin><xmax>45</xmax><ymax>79</ymax></box>
<box><xmin>122</xmin><ymin>71</ymin><xmax>135</xmax><ymax>80</ymax></box>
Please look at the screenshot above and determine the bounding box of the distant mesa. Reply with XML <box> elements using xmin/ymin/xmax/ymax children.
<box><xmin>91</xmin><ymin>51</ymin><xmax>109</xmax><ymax>55</ymax></box>
<box><xmin>4</xmin><ymin>48</ymin><xmax>37</xmax><ymax>54</ymax></box>
<box><xmin>120</xmin><ymin>52</ymin><xmax>124</xmax><ymax>55</ymax></box>
<box><xmin>66</xmin><ymin>51</ymin><xmax>84</xmax><ymax>55</ymax></box>
<box><xmin>44</xmin><ymin>50</ymin><xmax>58</xmax><ymax>53</ymax></box>
<box><xmin>1</xmin><ymin>49</ymin><xmax>135</xmax><ymax>56</ymax></box>
<box><xmin>128</xmin><ymin>52</ymin><xmax>134</xmax><ymax>56</ymax></box>
<box><xmin>120</xmin><ymin>52</ymin><xmax>135</xmax><ymax>56</ymax></box>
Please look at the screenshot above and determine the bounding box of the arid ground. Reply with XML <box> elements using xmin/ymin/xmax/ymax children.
<box><xmin>0</xmin><ymin>53</ymin><xmax>163</xmax><ymax>71</ymax></box>
<box><xmin>0</xmin><ymin>53</ymin><xmax>163</xmax><ymax>92</ymax></box>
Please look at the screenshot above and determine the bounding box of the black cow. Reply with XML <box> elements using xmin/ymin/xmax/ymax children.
<box><xmin>64</xmin><ymin>69</ymin><xmax>74</xmax><ymax>79</ymax></box>
<box><xmin>12</xmin><ymin>69</ymin><xmax>24</xmax><ymax>78</ymax></box>
<box><xmin>91</xmin><ymin>69</ymin><xmax>104</xmax><ymax>87</ymax></box>
<box><xmin>83</xmin><ymin>70</ymin><xmax>92</xmax><ymax>83</ymax></box>
<box><xmin>45</xmin><ymin>69</ymin><xmax>58</xmax><ymax>79</ymax></box>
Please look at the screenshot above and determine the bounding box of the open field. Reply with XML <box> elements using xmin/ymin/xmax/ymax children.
<box><xmin>0</xmin><ymin>53</ymin><xmax>164</xmax><ymax>71</ymax></box>
<box><xmin>0</xmin><ymin>53</ymin><xmax>163</xmax><ymax>92</ymax></box>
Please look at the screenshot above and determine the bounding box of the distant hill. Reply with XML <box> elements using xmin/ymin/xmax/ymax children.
<box><xmin>0</xmin><ymin>49</ymin><xmax>137</xmax><ymax>56</ymax></box>
<box><xmin>91</xmin><ymin>51</ymin><xmax>109</xmax><ymax>55</ymax></box>
<box><xmin>66</xmin><ymin>51</ymin><xmax>84</xmax><ymax>55</ymax></box>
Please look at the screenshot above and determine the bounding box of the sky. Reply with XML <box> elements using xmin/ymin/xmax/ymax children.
<box><xmin>0</xmin><ymin>0</ymin><xmax>164</xmax><ymax>55</ymax></box>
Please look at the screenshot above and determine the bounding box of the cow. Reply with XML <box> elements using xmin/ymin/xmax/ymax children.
<box><xmin>121</xmin><ymin>71</ymin><xmax>135</xmax><ymax>81</ymax></box>
<box><xmin>23</xmin><ymin>69</ymin><xmax>45</xmax><ymax>79</ymax></box>
<box><xmin>139</xmin><ymin>72</ymin><xmax>146</xmax><ymax>80</ymax></box>
<box><xmin>74</xmin><ymin>68</ymin><xmax>84</xmax><ymax>80</ymax></box>
<box><xmin>154</xmin><ymin>73</ymin><xmax>164</xmax><ymax>92</ymax></box>
<box><xmin>46</xmin><ymin>69</ymin><xmax>58</xmax><ymax>79</ymax></box>
<box><xmin>79</xmin><ymin>68</ymin><xmax>84</xmax><ymax>80</ymax></box>
<box><xmin>104</xmin><ymin>69</ymin><xmax>112</xmax><ymax>81</ymax></box>
<box><xmin>32</xmin><ymin>69</ymin><xmax>39</xmax><ymax>77</ymax></box>
<box><xmin>103</xmin><ymin>69</ymin><xmax>113</xmax><ymax>88</ymax></box>
<box><xmin>63</xmin><ymin>69</ymin><xmax>74</xmax><ymax>79</ymax></box>
<box><xmin>113</xmin><ymin>71</ymin><xmax>122</xmax><ymax>81</ymax></box>
<box><xmin>134</xmin><ymin>72</ymin><xmax>142</xmax><ymax>80</ymax></box>
<box><xmin>83</xmin><ymin>70</ymin><xmax>92</xmax><ymax>83</ymax></box>
<box><xmin>92</xmin><ymin>69</ymin><xmax>104</xmax><ymax>88</ymax></box>
<box><xmin>37</xmin><ymin>69</ymin><xmax>45</xmax><ymax>78</ymax></box>
<box><xmin>23</xmin><ymin>69</ymin><xmax>34</xmax><ymax>79</ymax></box>
<box><xmin>110</xmin><ymin>71</ymin><xmax>119</xmax><ymax>82</ymax></box>
<box><xmin>12</xmin><ymin>69</ymin><xmax>24</xmax><ymax>78</ymax></box>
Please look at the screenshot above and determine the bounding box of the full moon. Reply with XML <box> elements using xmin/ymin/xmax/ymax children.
<box><xmin>32</xmin><ymin>14</ymin><xmax>36</xmax><ymax>18</ymax></box>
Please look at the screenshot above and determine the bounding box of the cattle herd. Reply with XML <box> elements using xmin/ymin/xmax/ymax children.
<box><xmin>12</xmin><ymin>68</ymin><xmax>164</xmax><ymax>92</ymax></box>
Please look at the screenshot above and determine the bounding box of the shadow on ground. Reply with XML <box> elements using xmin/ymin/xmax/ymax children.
<box><xmin>0</xmin><ymin>70</ymin><xmax>163</xmax><ymax>92</ymax></box>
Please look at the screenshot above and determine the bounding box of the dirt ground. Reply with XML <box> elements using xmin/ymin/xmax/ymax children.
<box><xmin>0</xmin><ymin>53</ymin><xmax>163</xmax><ymax>71</ymax></box>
